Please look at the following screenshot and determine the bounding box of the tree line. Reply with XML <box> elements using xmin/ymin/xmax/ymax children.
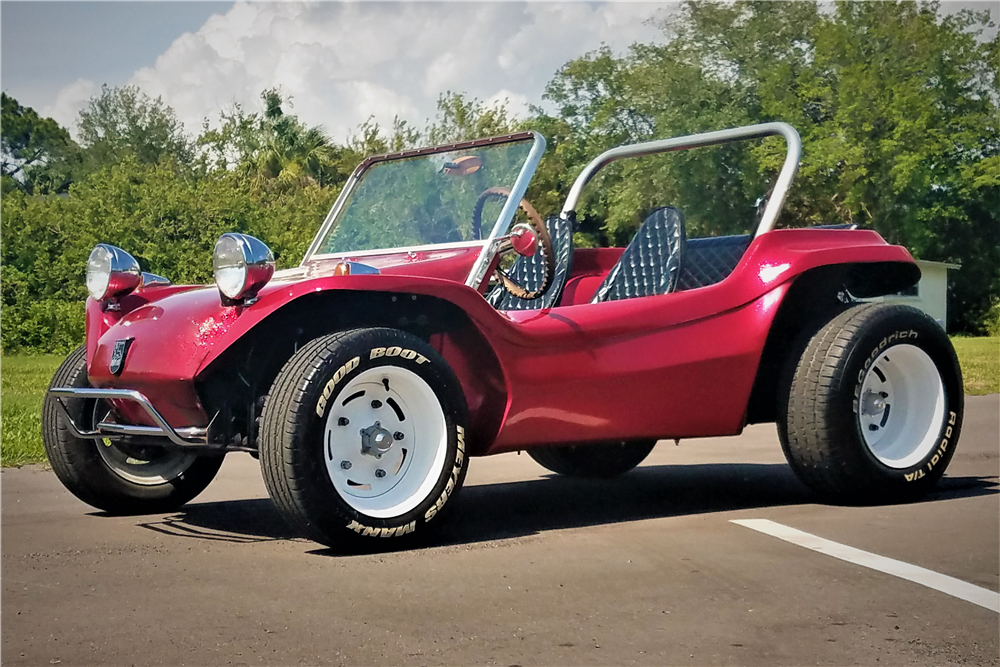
<box><xmin>2</xmin><ymin>0</ymin><xmax>997</xmax><ymax>352</ymax></box>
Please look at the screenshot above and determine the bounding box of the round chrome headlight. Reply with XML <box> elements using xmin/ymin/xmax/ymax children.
<box><xmin>213</xmin><ymin>233</ymin><xmax>275</xmax><ymax>302</ymax></box>
<box><xmin>86</xmin><ymin>244</ymin><xmax>141</xmax><ymax>301</ymax></box>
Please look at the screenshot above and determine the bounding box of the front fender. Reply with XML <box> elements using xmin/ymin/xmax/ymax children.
<box><xmin>194</xmin><ymin>274</ymin><xmax>518</xmax><ymax>373</ymax></box>
<box><xmin>86</xmin><ymin>274</ymin><xmax>516</xmax><ymax>428</ymax></box>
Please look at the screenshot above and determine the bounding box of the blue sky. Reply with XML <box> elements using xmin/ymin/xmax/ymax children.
<box><xmin>0</xmin><ymin>1</ymin><xmax>669</xmax><ymax>140</ymax></box>
<box><xmin>2</xmin><ymin>2</ymin><xmax>231</xmax><ymax>88</ymax></box>
<box><xmin>1</xmin><ymin>2</ymin><xmax>995</xmax><ymax>143</ymax></box>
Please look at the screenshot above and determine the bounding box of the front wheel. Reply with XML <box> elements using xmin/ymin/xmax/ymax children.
<box><xmin>778</xmin><ymin>304</ymin><xmax>963</xmax><ymax>503</ymax></box>
<box><xmin>41</xmin><ymin>346</ymin><xmax>223</xmax><ymax>515</ymax></box>
<box><xmin>259</xmin><ymin>328</ymin><xmax>469</xmax><ymax>548</ymax></box>
<box><xmin>528</xmin><ymin>440</ymin><xmax>656</xmax><ymax>478</ymax></box>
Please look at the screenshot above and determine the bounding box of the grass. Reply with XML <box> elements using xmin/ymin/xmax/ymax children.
<box><xmin>1</xmin><ymin>336</ymin><xmax>997</xmax><ymax>467</ymax></box>
<box><xmin>1</xmin><ymin>355</ymin><xmax>62</xmax><ymax>467</ymax></box>
<box><xmin>951</xmin><ymin>336</ymin><xmax>1000</xmax><ymax>396</ymax></box>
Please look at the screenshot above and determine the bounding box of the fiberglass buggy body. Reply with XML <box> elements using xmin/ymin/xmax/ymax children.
<box><xmin>44</xmin><ymin>123</ymin><xmax>964</xmax><ymax>548</ymax></box>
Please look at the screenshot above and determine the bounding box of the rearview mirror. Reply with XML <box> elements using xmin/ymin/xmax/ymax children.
<box><xmin>442</xmin><ymin>155</ymin><xmax>482</xmax><ymax>176</ymax></box>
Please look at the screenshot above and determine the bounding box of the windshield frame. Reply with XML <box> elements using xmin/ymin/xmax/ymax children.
<box><xmin>300</xmin><ymin>131</ymin><xmax>546</xmax><ymax>287</ymax></box>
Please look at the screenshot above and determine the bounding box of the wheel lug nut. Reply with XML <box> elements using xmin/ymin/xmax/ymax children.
<box><xmin>340</xmin><ymin>461</ymin><xmax>352</xmax><ymax>470</ymax></box>
<box><xmin>338</xmin><ymin>417</ymin><xmax>349</xmax><ymax>426</ymax></box>
<box><xmin>869</xmin><ymin>424</ymin><xmax>879</xmax><ymax>431</ymax></box>
<box><xmin>394</xmin><ymin>431</ymin><xmax>404</xmax><ymax>440</ymax></box>
<box><xmin>371</xmin><ymin>400</ymin><xmax>382</xmax><ymax>409</ymax></box>
<box><xmin>375</xmin><ymin>469</ymin><xmax>386</xmax><ymax>478</ymax></box>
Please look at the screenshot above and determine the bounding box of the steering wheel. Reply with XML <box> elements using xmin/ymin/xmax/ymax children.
<box><xmin>471</xmin><ymin>187</ymin><xmax>555</xmax><ymax>301</ymax></box>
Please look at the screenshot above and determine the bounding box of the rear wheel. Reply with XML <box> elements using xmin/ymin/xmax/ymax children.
<box><xmin>778</xmin><ymin>304</ymin><xmax>963</xmax><ymax>503</ymax></box>
<box><xmin>41</xmin><ymin>346</ymin><xmax>223</xmax><ymax>514</ymax></box>
<box><xmin>259</xmin><ymin>328</ymin><xmax>469</xmax><ymax>548</ymax></box>
<box><xmin>528</xmin><ymin>440</ymin><xmax>656</xmax><ymax>478</ymax></box>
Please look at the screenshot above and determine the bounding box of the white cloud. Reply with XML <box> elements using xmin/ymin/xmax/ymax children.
<box><xmin>41</xmin><ymin>79</ymin><xmax>99</xmax><ymax>137</ymax></box>
<box><xmin>45</xmin><ymin>2</ymin><xmax>673</xmax><ymax>143</ymax></box>
<box><xmin>486</xmin><ymin>89</ymin><xmax>531</xmax><ymax>118</ymax></box>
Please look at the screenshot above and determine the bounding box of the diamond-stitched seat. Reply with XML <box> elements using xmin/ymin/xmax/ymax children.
<box><xmin>591</xmin><ymin>207</ymin><xmax>686</xmax><ymax>303</ymax></box>
<box><xmin>676</xmin><ymin>234</ymin><xmax>752</xmax><ymax>291</ymax></box>
<box><xmin>487</xmin><ymin>215</ymin><xmax>575</xmax><ymax>311</ymax></box>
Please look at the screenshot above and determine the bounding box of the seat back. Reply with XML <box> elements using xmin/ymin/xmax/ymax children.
<box><xmin>676</xmin><ymin>234</ymin><xmax>752</xmax><ymax>291</ymax></box>
<box><xmin>591</xmin><ymin>206</ymin><xmax>686</xmax><ymax>303</ymax></box>
<box><xmin>487</xmin><ymin>215</ymin><xmax>575</xmax><ymax>310</ymax></box>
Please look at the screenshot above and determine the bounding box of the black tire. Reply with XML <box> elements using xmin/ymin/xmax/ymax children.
<box><xmin>778</xmin><ymin>304</ymin><xmax>963</xmax><ymax>503</ymax></box>
<box><xmin>41</xmin><ymin>346</ymin><xmax>224</xmax><ymax>515</ymax></box>
<box><xmin>259</xmin><ymin>328</ymin><xmax>469</xmax><ymax>549</ymax></box>
<box><xmin>528</xmin><ymin>440</ymin><xmax>656</xmax><ymax>479</ymax></box>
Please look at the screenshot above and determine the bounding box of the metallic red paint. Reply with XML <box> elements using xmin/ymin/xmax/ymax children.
<box><xmin>84</xmin><ymin>228</ymin><xmax>915</xmax><ymax>450</ymax></box>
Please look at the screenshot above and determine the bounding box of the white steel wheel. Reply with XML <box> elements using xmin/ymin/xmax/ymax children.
<box><xmin>779</xmin><ymin>303</ymin><xmax>963</xmax><ymax>504</ymax></box>
<box><xmin>259</xmin><ymin>328</ymin><xmax>470</xmax><ymax>549</ymax></box>
<box><xmin>857</xmin><ymin>344</ymin><xmax>945</xmax><ymax>469</ymax></box>
<box><xmin>321</xmin><ymin>367</ymin><xmax>448</xmax><ymax>517</ymax></box>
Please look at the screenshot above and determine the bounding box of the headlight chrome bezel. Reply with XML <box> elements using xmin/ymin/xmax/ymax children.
<box><xmin>213</xmin><ymin>233</ymin><xmax>275</xmax><ymax>304</ymax></box>
<box><xmin>86</xmin><ymin>244</ymin><xmax>142</xmax><ymax>302</ymax></box>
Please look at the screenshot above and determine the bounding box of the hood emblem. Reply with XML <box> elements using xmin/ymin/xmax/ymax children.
<box><xmin>109</xmin><ymin>338</ymin><xmax>134</xmax><ymax>376</ymax></box>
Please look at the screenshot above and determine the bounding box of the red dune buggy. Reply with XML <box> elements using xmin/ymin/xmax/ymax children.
<box><xmin>43</xmin><ymin>123</ymin><xmax>963</xmax><ymax>548</ymax></box>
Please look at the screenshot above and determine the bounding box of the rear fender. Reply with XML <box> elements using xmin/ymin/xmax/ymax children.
<box><xmin>729</xmin><ymin>228</ymin><xmax>917</xmax><ymax>304</ymax></box>
<box><xmin>744</xmin><ymin>259</ymin><xmax>921</xmax><ymax>425</ymax></box>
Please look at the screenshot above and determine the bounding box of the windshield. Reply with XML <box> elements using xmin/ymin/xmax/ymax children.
<box><xmin>308</xmin><ymin>134</ymin><xmax>540</xmax><ymax>258</ymax></box>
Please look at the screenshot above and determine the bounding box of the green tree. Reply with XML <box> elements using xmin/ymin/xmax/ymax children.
<box><xmin>199</xmin><ymin>89</ymin><xmax>349</xmax><ymax>190</ymax></box>
<box><xmin>346</xmin><ymin>116</ymin><xmax>421</xmax><ymax>159</ymax></box>
<box><xmin>1</xmin><ymin>93</ymin><xmax>81</xmax><ymax>194</ymax></box>
<box><xmin>251</xmin><ymin>89</ymin><xmax>340</xmax><ymax>187</ymax></box>
<box><xmin>426</xmin><ymin>92</ymin><xmax>518</xmax><ymax>145</ymax></box>
<box><xmin>77</xmin><ymin>85</ymin><xmax>194</xmax><ymax>170</ymax></box>
<box><xmin>539</xmin><ymin>0</ymin><xmax>999</xmax><ymax>331</ymax></box>
<box><xmin>0</xmin><ymin>156</ymin><xmax>336</xmax><ymax>353</ymax></box>
<box><xmin>345</xmin><ymin>92</ymin><xmax>515</xmax><ymax>157</ymax></box>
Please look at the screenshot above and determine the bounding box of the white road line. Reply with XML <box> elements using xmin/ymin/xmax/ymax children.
<box><xmin>731</xmin><ymin>518</ymin><xmax>1000</xmax><ymax>613</ymax></box>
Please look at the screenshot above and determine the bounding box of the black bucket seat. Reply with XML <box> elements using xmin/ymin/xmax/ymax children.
<box><xmin>591</xmin><ymin>206</ymin><xmax>686</xmax><ymax>303</ymax></box>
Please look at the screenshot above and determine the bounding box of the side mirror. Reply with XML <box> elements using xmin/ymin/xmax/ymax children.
<box><xmin>497</xmin><ymin>223</ymin><xmax>538</xmax><ymax>258</ymax></box>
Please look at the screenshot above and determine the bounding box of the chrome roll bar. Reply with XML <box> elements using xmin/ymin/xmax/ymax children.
<box><xmin>560</xmin><ymin>122</ymin><xmax>801</xmax><ymax>237</ymax></box>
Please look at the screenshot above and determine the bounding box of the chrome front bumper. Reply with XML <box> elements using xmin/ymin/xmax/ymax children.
<box><xmin>48</xmin><ymin>387</ymin><xmax>208</xmax><ymax>448</ymax></box>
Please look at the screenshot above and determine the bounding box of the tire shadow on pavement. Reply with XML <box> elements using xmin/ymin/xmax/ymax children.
<box><xmin>136</xmin><ymin>498</ymin><xmax>300</xmax><ymax>543</ymax></box>
<box><xmin>441</xmin><ymin>465</ymin><xmax>997</xmax><ymax>547</ymax></box>
<box><xmin>140</xmin><ymin>463</ymin><xmax>997</xmax><ymax>553</ymax></box>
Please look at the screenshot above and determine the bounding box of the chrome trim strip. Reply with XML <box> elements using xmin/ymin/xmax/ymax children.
<box><xmin>140</xmin><ymin>272</ymin><xmax>172</xmax><ymax>288</ymax></box>
<box><xmin>48</xmin><ymin>387</ymin><xmax>208</xmax><ymax>448</ymax></box>
<box><xmin>339</xmin><ymin>261</ymin><xmax>381</xmax><ymax>275</ymax></box>
<box><xmin>465</xmin><ymin>131</ymin><xmax>547</xmax><ymax>289</ymax></box>
<box><xmin>560</xmin><ymin>122</ymin><xmax>801</xmax><ymax>237</ymax></box>
<box><xmin>307</xmin><ymin>239</ymin><xmax>487</xmax><ymax>262</ymax></box>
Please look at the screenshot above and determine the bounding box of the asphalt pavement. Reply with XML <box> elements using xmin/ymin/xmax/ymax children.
<box><xmin>3</xmin><ymin>395</ymin><xmax>997</xmax><ymax>666</ymax></box>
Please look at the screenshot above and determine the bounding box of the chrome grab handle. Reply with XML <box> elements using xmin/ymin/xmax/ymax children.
<box><xmin>48</xmin><ymin>387</ymin><xmax>208</xmax><ymax>448</ymax></box>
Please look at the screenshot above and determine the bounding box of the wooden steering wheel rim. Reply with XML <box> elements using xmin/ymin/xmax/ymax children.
<box><xmin>472</xmin><ymin>187</ymin><xmax>555</xmax><ymax>301</ymax></box>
